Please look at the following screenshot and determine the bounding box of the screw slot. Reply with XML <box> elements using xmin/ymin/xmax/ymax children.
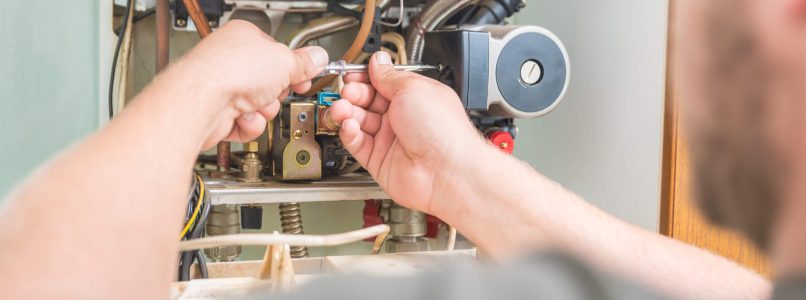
<box><xmin>519</xmin><ymin>59</ymin><xmax>543</xmax><ymax>86</ymax></box>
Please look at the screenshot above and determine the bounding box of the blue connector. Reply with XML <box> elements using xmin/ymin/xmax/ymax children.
<box><xmin>317</xmin><ymin>92</ymin><xmax>340</xmax><ymax>106</ymax></box>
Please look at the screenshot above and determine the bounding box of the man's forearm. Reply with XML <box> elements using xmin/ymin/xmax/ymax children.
<box><xmin>0</xmin><ymin>63</ymin><xmax>225</xmax><ymax>298</ymax></box>
<box><xmin>433</xmin><ymin>142</ymin><xmax>771</xmax><ymax>300</ymax></box>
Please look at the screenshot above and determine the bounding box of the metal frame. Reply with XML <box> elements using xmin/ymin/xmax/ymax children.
<box><xmin>205</xmin><ymin>174</ymin><xmax>389</xmax><ymax>205</ymax></box>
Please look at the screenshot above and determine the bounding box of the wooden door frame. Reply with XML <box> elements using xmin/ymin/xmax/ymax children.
<box><xmin>659</xmin><ymin>0</ymin><xmax>677</xmax><ymax>236</ymax></box>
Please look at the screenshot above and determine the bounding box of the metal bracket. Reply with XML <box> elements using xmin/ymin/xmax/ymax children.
<box><xmin>282</xmin><ymin>102</ymin><xmax>322</xmax><ymax>180</ymax></box>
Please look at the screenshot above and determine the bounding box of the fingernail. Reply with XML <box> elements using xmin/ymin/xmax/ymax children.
<box><xmin>374</xmin><ymin>51</ymin><xmax>392</xmax><ymax>65</ymax></box>
<box><xmin>241</xmin><ymin>112</ymin><xmax>256</xmax><ymax>121</ymax></box>
<box><xmin>306</xmin><ymin>47</ymin><xmax>329</xmax><ymax>69</ymax></box>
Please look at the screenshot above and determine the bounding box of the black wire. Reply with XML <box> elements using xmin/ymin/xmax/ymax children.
<box><xmin>195</xmin><ymin>251</ymin><xmax>209</xmax><ymax>279</ymax></box>
<box><xmin>179</xmin><ymin>250</ymin><xmax>194</xmax><ymax>281</ymax></box>
<box><xmin>114</xmin><ymin>8</ymin><xmax>156</xmax><ymax>35</ymax></box>
<box><xmin>179</xmin><ymin>174</ymin><xmax>212</xmax><ymax>280</ymax></box>
<box><xmin>184</xmin><ymin>176</ymin><xmax>199</xmax><ymax>222</ymax></box>
<box><xmin>109</xmin><ymin>0</ymin><xmax>134</xmax><ymax>119</ymax></box>
<box><xmin>190</xmin><ymin>192</ymin><xmax>211</xmax><ymax>239</ymax></box>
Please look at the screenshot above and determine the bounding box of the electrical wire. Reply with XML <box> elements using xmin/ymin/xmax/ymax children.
<box><xmin>381</xmin><ymin>32</ymin><xmax>407</xmax><ymax>64</ymax></box>
<box><xmin>114</xmin><ymin>8</ymin><xmax>156</xmax><ymax>35</ymax></box>
<box><xmin>108</xmin><ymin>0</ymin><xmax>134</xmax><ymax>119</ymax></box>
<box><xmin>179</xmin><ymin>224</ymin><xmax>391</xmax><ymax>251</ymax></box>
<box><xmin>195</xmin><ymin>250</ymin><xmax>208</xmax><ymax>278</ymax></box>
<box><xmin>446</xmin><ymin>226</ymin><xmax>457</xmax><ymax>251</ymax></box>
<box><xmin>303</xmin><ymin>0</ymin><xmax>376</xmax><ymax>96</ymax></box>
<box><xmin>378</xmin><ymin>0</ymin><xmax>404</xmax><ymax>27</ymax></box>
<box><xmin>179</xmin><ymin>175</ymin><xmax>205</xmax><ymax>239</ymax></box>
<box><xmin>178</xmin><ymin>174</ymin><xmax>211</xmax><ymax>280</ymax></box>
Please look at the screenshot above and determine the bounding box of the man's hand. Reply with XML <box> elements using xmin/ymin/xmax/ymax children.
<box><xmin>330</xmin><ymin>51</ymin><xmax>485</xmax><ymax>213</ymax></box>
<box><xmin>164</xmin><ymin>20</ymin><xmax>328</xmax><ymax>149</ymax></box>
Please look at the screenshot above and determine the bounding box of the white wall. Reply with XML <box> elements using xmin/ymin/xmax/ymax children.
<box><xmin>514</xmin><ymin>0</ymin><xmax>669</xmax><ymax>231</ymax></box>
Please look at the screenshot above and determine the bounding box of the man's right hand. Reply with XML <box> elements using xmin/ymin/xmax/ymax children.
<box><xmin>330</xmin><ymin>51</ymin><xmax>486</xmax><ymax>214</ymax></box>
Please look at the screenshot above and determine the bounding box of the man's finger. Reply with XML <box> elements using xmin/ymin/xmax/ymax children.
<box><xmin>368</xmin><ymin>51</ymin><xmax>440</xmax><ymax>101</ymax></box>
<box><xmin>258</xmin><ymin>101</ymin><xmax>281</xmax><ymax>121</ymax></box>
<box><xmin>288</xmin><ymin>46</ymin><xmax>328</xmax><ymax>85</ymax></box>
<box><xmin>341</xmin><ymin>82</ymin><xmax>376</xmax><ymax>108</ymax></box>
<box><xmin>340</xmin><ymin>118</ymin><xmax>373</xmax><ymax>168</ymax></box>
<box><xmin>331</xmin><ymin>100</ymin><xmax>382</xmax><ymax>135</ymax></box>
<box><xmin>344</xmin><ymin>73</ymin><xmax>370</xmax><ymax>83</ymax></box>
<box><xmin>227</xmin><ymin>112</ymin><xmax>268</xmax><ymax>142</ymax></box>
<box><xmin>291</xmin><ymin>81</ymin><xmax>312</xmax><ymax>94</ymax></box>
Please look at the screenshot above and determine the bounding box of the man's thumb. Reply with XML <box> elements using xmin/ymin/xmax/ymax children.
<box><xmin>368</xmin><ymin>51</ymin><xmax>407</xmax><ymax>99</ymax></box>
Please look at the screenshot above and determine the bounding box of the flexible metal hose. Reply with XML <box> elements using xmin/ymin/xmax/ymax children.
<box><xmin>406</xmin><ymin>0</ymin><xmax>473</xmax><ymax>63</ymax></box>
<box><xmin>279</xmin><ymin>202</ymin><xmax>308</xmax><ymax>258</ymax></box>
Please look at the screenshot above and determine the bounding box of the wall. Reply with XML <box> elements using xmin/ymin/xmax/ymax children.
<box><xmin>0</xmin><ymin>1</ymin><xmax>669</xmax><ymax>235</ymax></box>
<box><xmin>0</xmin><ymin>2</ymin><xmax>103</xmax><ymax>198</ymax></box>
<box><xmin>514</xmin><ymin>0</ymin><xmax>669</xmax><ymax>231</ymax></box>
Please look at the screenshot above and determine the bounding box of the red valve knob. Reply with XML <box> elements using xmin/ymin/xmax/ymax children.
<box><xmin>488</xmin><ymin>131</ymin><xmax>514</xmax><ymax>154</ymax></box>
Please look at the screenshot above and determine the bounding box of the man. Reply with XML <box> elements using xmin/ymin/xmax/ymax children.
<box><xmin>0</xmin><ymin>0</ymin><xmax>800</xmax><ymax>298</ymax></box>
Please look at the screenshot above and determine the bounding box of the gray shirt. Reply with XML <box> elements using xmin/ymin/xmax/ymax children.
<box><xmin>254</xmin><ymin>252</ymin><xmax>804</xmax><ymax>299</ymax></box>
<box><xmin>267</xmin><ymin>252</ymin><xmax>666</xmax><ymax>300</ymax></box>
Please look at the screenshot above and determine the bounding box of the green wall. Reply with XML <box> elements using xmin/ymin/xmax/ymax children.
<box><xmin>0</xmin><ymin>2</ymin><xmax>101</xmax><ymax>197</ymax></box>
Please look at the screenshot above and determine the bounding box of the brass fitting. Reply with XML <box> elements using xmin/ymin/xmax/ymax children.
<box><xmin>240</xmin><ymin>141</ymin><xmax>263</xmax><ymax>183</ymax></box>
<box><xmin>244</xmin><ymin>141</ymin><xmax>259</xmax><ymax>153</ymax></box>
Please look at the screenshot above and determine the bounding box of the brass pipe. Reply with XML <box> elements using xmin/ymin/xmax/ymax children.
<box><xmin>156</xmin><ymin>0</ymin><xmax>170</xmax><ymax>72</ymax></box>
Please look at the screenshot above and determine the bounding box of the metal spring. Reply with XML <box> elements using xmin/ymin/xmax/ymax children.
<box><xmin>279</xmin><ymin>202</ymin><xmax>308</xmax><ymax>258</ymax></box>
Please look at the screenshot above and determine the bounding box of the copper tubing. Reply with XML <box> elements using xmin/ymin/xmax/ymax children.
<box><xmin>182</xmin><ymin>0</ymin><xmax>227</xmax><ymax>170</ymax></box>
<box><xmin>217</xmin><ymin>142</ymin><xmax>231</xmax><ymax>171</ymax></box>
<box><xmin>302</xmin><ymin>0</ymin><xmax>376</xmax><ymax>96</ymax></box>
<box><xmin>183</xmin><ymin>0</ymin><xmax>213</xmax><ymax>38</ymax></box>
<box><xmin>156</xmin><ymin>0</ymin><xmax>170</xmax><ymax>72</ymax></box>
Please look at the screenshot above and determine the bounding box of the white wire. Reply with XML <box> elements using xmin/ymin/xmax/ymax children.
<box><xmin>446</xmin><ymin>226</ymin><xmax>457</xmax><ymax>251</ymax></box>
<box><xmin>379</xmin><ymin>0</ymin><xmax>404</xmax><ymax>27</ymax></box>
<box><xmin>179</xmin><ymin>224</ymin><xmax>390</xmax><ymax>251</ymax></box>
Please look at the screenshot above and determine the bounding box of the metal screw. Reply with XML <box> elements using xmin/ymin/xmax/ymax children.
<box><xmin>292</xmin><ymin>130</ymin><xmax>302</xmax><ymax>140</ymax></box>
<box><xmin>519</xmin><ymin>60</ymin><xmax>542</xmax><ymax>85</ymax></box>
<box><xmin>298</xmin><ymin>112</ymin><xmax>308</xmax><ymax>122</ymax></box>
<box><xmin>296</xmin><ymin>150</ymin><xmax>311</xmax><ymax>165</ymax></box>
<box><xmin>176</xmin><ymin>18</ymin><xmax>187</xmax><ymax>27</ymax></box>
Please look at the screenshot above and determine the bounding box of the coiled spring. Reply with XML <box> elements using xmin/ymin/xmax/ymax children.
<box><xmin>279</xmin><ymin>202</ymin><xmax>308</xmax><ymax>258</ymax></box>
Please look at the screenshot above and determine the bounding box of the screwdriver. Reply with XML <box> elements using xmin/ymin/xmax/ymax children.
<box><xmin>318</xmin><ymin>60</ymin><xmax>440</xmax><ymax>77</ymax></box>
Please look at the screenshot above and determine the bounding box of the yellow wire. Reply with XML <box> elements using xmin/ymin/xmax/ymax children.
<box><xmin>179</xmin><ymin>175</ymin><xmax>205</xmax><ymax>240</ymax></box>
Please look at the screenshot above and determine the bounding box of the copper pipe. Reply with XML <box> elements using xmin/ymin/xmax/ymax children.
<box><xmin>182</xmin><ymin>0</ymin><xmax>226</xmax><ymax>170</ymax></box>
<box><xmin>217</xmin><ymin>142</ymin><xmax>231</xmax><ymax>171</ymax></box>
<box><xmin>156</xmin><ymin>0</ymin><xmax>170</xmax><ymax>72</ymax></box>
<box><xmin>302</xmin><ymin>0</ymin><xmax>376</xmax><ymax>96</ymax></box>
<box><xmin>182</xmin><ymin>0</ymin><xmax>212</xmax><ymax>38</ymax></box>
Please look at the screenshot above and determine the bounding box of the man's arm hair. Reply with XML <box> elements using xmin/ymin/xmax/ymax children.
<box><xmin>430</xmin><ymin>145</ymin><xmax>771</xmax><ymax>300</ymax></box>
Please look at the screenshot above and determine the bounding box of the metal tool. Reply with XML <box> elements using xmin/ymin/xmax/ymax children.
<box><xmin>318</xmin><ymin>60</ymin><xmax>439</xmax><ymax>77</ymax></box>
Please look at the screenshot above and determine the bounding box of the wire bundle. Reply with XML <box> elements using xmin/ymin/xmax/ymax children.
<box><xmin>178</xmin><ymin>174</ymin><xmax>211</xmax><ymax>281</ymax></box>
